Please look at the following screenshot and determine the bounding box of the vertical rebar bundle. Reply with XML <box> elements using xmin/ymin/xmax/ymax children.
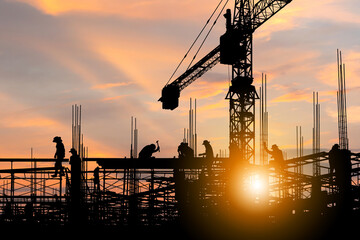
<box><xmin>72</xmin><ymin>104</ymin><xmax>84</xmax><ymax>158</ymax></box>
<box><xmin>131</xmin><ymin>117</ymin><xmax>138</xmax><ymax>158</ymax></box>
<box><xmin>312</xmin><ymin>92</ymin><xmax>320</xmax><ymax>176</ymax></box>
<box><xmin>184</xmin><ymin>98</ymin><xmax>197</xmax><ymax>157</ymax></box>
<box><xmin>72</xmin><ymin>104</ymin><xmax>87</xmax><ymax>181</ymax></box>
<box><xmin>260</xmin><ymin>73</ymin><xmax>268</xmax><ymax>165</ymax></box>
<box><xmin>129</xmin><ymin>116</ymin><xmax>139</xmax><ymax>196</ymax></box>
<box><xmin>337</xmin><ymin>49</ymin><xmax>349</xmax><ymax>150</ymax></box>
<box><xmin>295</xmin><ymin>126</ymin><xmax>304</xmax><ymax>199</ymax></box>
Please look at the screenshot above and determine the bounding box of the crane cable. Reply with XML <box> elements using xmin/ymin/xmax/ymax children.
<box><xmin>165</xmin><ymin>0</ymin><xmax>228</xmax><ymax>86</ymax></box>
<box><xmin>185</xmin><ymin>0</ymin><xmax>229</xmax><ymax>71</ymax></box>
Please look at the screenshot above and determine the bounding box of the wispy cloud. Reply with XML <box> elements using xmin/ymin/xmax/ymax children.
<box><xmin>101</xmin><ymin>95</ymin><xmax>126</xmax><ymax>101</ymax></box>
<box><xmin>14</xmin><ymin>0</ymin><xmax>225</xmax><ymax>21</ymax></box>
<box><xmin>271</xmin><ymin>89</ymin><xmax>312</xmax><ymax>103</ymax></box>
<box><xmin>92</xmin><ymin>82</ymin><xmax>132</xmax><ymax>90</ymax></box>
<box><xmin>317</xmin><ymin>50</ymin><xmax>360</xmax><ymax>89</ymax></box>
<box><xmin>1</xmin><ymin>117</ymin><xmax>58</xmax><ymax>128</ymax></box>
<box><xmin>327</xmin><ymin>106</ymin><xmax>360</xmax><ymax>124</ymax></box>
<box><xmin>182</xmin><ymin>80</ymin><xmax>229</xmax><ymax>100</ymax></box>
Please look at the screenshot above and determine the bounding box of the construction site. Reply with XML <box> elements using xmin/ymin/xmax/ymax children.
<box><xmin>1</xmin><ymin>0</ymin><xmax>360</xmax><ymax>239</ymax></box>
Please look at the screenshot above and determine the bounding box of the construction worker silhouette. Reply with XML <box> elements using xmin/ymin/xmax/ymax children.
<box><xmin>263</xmin><ymin>142</ymin><xmax>284</xmax><ymax>169</ymax></box>
<box><xmin>329</xmin><ymin>144</ymin><xmax>341</xmax><ymax>175</ymax></box>
<box><xmin>69</xmin><ymin>148</ymin><xmax>81</xmax><ymax>194</ymax></box>
<box><xmin>68</xmin><ymin>148</ymin><xmax>84</xmax><ymax>224</ymax></box>
<box><xmin>329</xmin><ymin>144</ymin><xmax>352</xmax><ymax>189</ymax></box>
<box><xmin>52</xmin><ymin>136</ymin><xmax>65</xmax><ymax>177</ymax></box>
<box><xmin>199</xmin><ymin>140</ymin><xmax>214</xmax><ymax>175</ymax></box>
<box><xmin>138</xmin><ymin>141</ymin><xmax>160</xmax><ymax>159</ymax></box>
<box><xmin>93</xmin><ymin>166</ymin><xmax>100</xmax><ymax>192</ymax></box>
<box><xmin>69</xmin><ymin>148</ymin><xmax>81</xmax><ymax>173</ymax></box>
<box><xmin>177</xmin><ymin>142</ymin><xmax>194</xmax><ymax>159</ymax></box>
<box><xmin>328</xmin><ymin>144</ymin><xmax>352</xmax><ymax>215</ymax></box>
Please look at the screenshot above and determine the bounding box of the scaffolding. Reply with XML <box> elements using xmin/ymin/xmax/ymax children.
<box><xmin>268</xmin><ymin>152</ymin><xmax>360</xmax><ymax>221</ymax></box>
<box><xmin>0</xmin><ymin>153</ymin><xmax>359</xmax><ymax>232</ymax></box>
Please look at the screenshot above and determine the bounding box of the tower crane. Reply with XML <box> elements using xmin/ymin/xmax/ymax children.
<box><xmin>159</xmin><ymin>0</ymin><xmax>292</xmax><ymax>164</ymax></box>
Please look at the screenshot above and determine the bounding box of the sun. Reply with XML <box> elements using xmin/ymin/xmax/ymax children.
<box><xmin>249</xmin><ymin>174</ymin><xmax>264</xmax><ymax>193</ymax></box>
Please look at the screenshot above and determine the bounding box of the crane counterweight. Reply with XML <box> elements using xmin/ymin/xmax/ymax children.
<box><xmin>159</xmin><ymin>85</ymin><xmax>180</xmax><ymax>110</ymax></box>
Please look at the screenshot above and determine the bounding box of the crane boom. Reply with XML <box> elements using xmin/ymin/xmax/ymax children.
<box><xmin>159</xmin><ymin>46</ymin><xmax>220</xmax><ymax>110</ymax></box>
<box><xmin>251</xmin><ymin>0</ymin><xmax>292</xmax><ymax>30</ymax></box>
<box><xmin>170</xmin><ymin>45</ymin><xmax>220</xmax><ymax>91</ymax></box>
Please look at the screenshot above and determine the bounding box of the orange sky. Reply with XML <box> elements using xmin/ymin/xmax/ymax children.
<box><xmin>0</xmin><ymin>0</ymin><xmax>359</xmax><ymax>160</ymax></box>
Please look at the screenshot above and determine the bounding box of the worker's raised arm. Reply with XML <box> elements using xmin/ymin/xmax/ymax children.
<box><xmin>155</xmin><ymin>140</ymin><xmax>160</xmax><ymax>152</ymax></box>
<box><xmin>263</xmin><ymin>142</ymin><xmax>272</xmax><ymax>155</ymax></box>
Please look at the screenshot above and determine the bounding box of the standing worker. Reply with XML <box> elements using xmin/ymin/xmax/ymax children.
<box><xmin>52</xmin><ymin>136</ymin><xmax>65</xmax><ymax>177</ymax></box>
<box><xmin>138</xmin><ymin>141</ymin><xmax>160</xmax><ymax>159</ymax></box>
<box><xmin>263</xmin><ymin>142</ymin><xmax>285</xmax><ymax>169</ymax></box>
<box><xmin>93</xmin><ymin>166</ymin><xmax>100</xmax><ymax>192</ymax></box>
<box><xmin>199</xmin><ymin>140</ymin><xmax>214</xmax><ymax>175</ymax></box>
<box><xmin>328</xmin><ymin>143</ymin><xmax>352</xmax><ymax>189</ymax></box>
<box><xmin>69</xmin><ymin>148</ymin><xmax>81</xmax><ymax>195</ymax></box>
<box><xmin>69</xmin><ymin>148</ymin><xmax>83</xmax><ymax>225</ymax></box>
<box><xmin>329</xmin><ymin>144</ymin><xmax>340</xmax><ymax>175</ymax></box>
<box><xmin>328</xmin><ymin>143</ymin><xmax>353</xmax><ymax>215</ymax></box>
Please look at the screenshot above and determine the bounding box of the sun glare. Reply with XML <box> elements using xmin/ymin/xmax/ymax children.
<box><xmin>249</xmin><ymin>174</ymin><xmax>265</xmax><ymax>193</ymax></box>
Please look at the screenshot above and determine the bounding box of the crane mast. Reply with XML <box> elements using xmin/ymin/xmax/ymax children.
<box><xmin>160</xmin><ymin>0</ymin><xmax>292</xmax><ymax>164</ymax></box>
<box><xmin>224</xmin><ymin>0</ymin><xmax>257</xmax><ymax>164</ymax></box>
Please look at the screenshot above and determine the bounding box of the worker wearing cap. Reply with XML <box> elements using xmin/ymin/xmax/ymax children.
<box><xmin>263</xmin><ymin>142</ymin><xmax>284</xmax><ymax>169</ymax></box>
<box><xmin>52</xmin><ymin>136</ymin><xmax>65</xmax><ymax>177</ymax></box>
<box><xmin>199</xmin><ymin>140</ymin><xmax>214</xmax><ymax>176</ymax></box>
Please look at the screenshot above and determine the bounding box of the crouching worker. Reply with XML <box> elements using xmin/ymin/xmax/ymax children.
<box><xmin>139</xmin><ymin>140</ymin><xmax>160</xmax><ymax>159</ymax></box>
<box><xmin>178</xmin><ymin>142</ymin><xmax>194</xmax><ymax>159</ymax></box>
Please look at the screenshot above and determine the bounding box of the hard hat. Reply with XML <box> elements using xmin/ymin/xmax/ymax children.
<box><xmin>53</xmin><ymin>136</ymin><xmax>62</xmax><ymax>142</ymax></box>
<box><xmin>69</xmin><ymin>148</ymin><xmax>77</xmax><ymax>154</ymax></box>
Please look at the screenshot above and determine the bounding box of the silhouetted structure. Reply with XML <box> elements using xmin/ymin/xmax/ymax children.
<box><xmin>337</xmin><ymin>49</ymin><xmax>349</xmax><ymax>150</ymax></box>
<box><xmin>0</xmin><ymin>149</ymin><xmax>359</xmax><ymax>238</ymax></box>
<box><xmin>160</xmin><ymin>0</ymin><xmax>292</xmax><ymax>167</ymax></box>
<box><xmin>2</xmin><ymin>1</ymin><xmax>360</xmax><ymax>238</ymax></box>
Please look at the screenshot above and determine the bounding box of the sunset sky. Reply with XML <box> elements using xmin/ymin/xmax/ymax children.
<box><xmin>0</xmin><ymin>0</ymin><xmax>359</xmax><ymax>160</ymax></box>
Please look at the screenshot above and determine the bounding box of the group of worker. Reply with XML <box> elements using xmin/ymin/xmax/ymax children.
<box><xmin>52</xmin><ymin>136</ymin><xmax>101</xmax><ymax>191</ymax></box>
<box><xmin>52</xmin><ymin>135</ymin><xmax>354</xmax><ymax>192</ymax></box>
<box><xmin>51</xmin><ymin>136</ymin><xmax>215</xmax><ymax>180</ymax></box>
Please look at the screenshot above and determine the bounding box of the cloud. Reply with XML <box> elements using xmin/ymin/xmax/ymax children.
<box><xmin>198</xmin><ymin>100</ymin><xmax>227</xmax><ymax>113</ymax></box>
<box><xmin>182</xmin><ymin>80</ymin><xmax>229</xmax><ymax>100</ymax></box>
<box><xmin>1</xmin><ymin>117</ymin><xmax>58</xmax><ymax>128</ymax></box>
<box><xmin>271</xmin><ymin>89</ymin><xmax>312</xmax><ymax>103</ymax></box>
<box><xmin>13</xmin><ymin>0</ymin><xmax>226</xmax><ymax>21</ymax></box>
<box><xmin>1</xmin><ymin>0</ymin><xmax>359</xmax><ymax>157</ymax></box>
<box><xmin>92</xmin><ymin>82</ymin><xmax>132</xmax><ymax>89</ymax></box>
<box><xmin>325</xmin><ymin>105</ymin><xmax>360</xmax><ymax>124</ymax></box>
<box><xmin>101</xmin><ymin>95</ymin><xmax>126</xmax><ymax>101</ymax></box>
